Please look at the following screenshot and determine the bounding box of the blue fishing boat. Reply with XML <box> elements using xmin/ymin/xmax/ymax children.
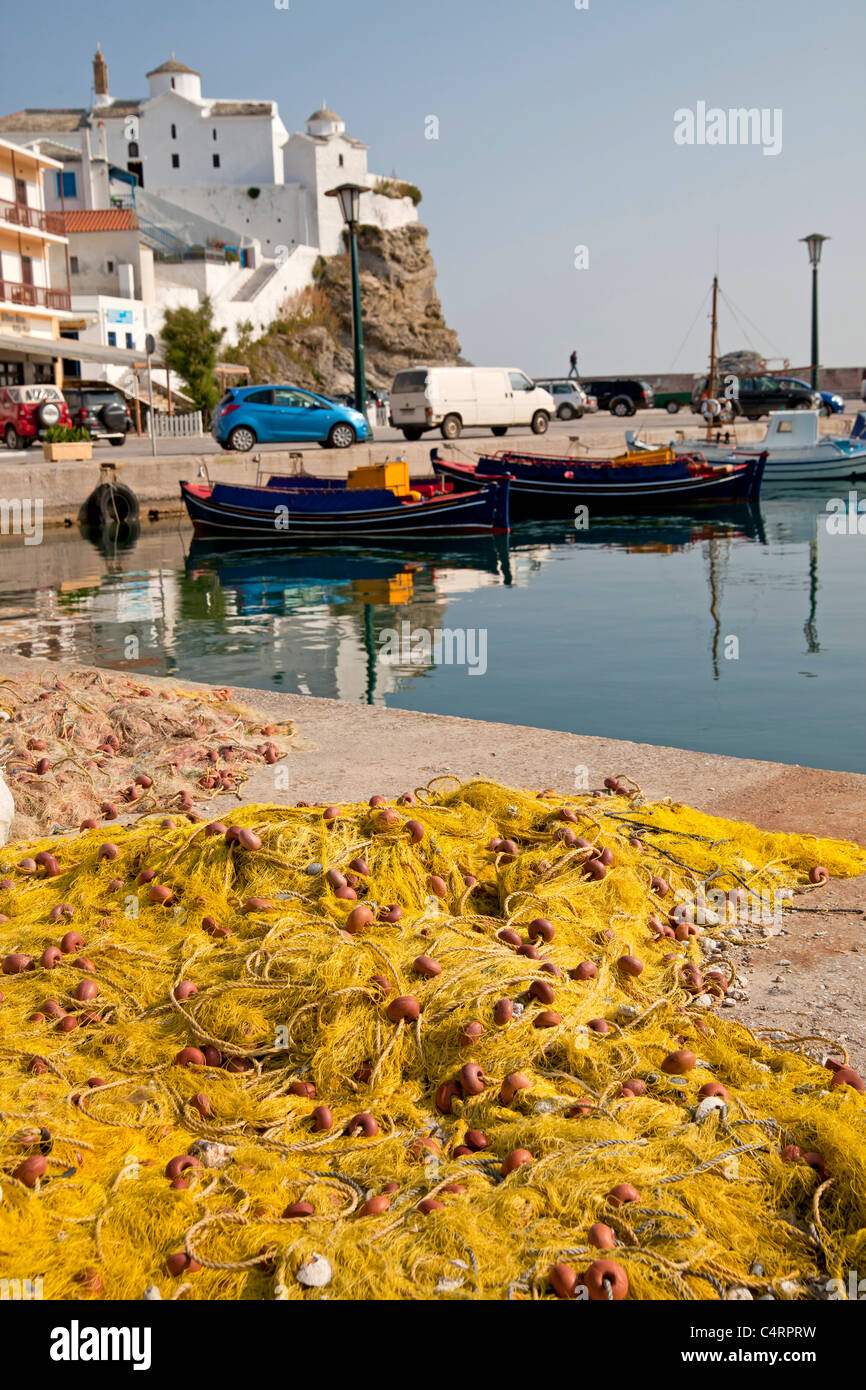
<box><xmin>430</xmin><ymin>446</ymin><xmax>765</xmax><ymax>518</ymax></box>
<box><xmin>180</xmin><ymin>463</ymin><xmax>509</xmax><ymax>539</ymax></box>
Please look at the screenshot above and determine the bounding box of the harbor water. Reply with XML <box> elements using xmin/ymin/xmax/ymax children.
<box><xmin>1</xmin><ymin>483</ymin><xmax>863</xmax><ymax>773</ymax></box>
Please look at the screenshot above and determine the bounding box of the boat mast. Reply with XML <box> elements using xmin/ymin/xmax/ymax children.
<box><xmin>707</xmin><ymin>274</ymin><xmax>719</xmax><ymax>441</ymax></box>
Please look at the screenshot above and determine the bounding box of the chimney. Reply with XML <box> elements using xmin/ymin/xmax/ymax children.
<box><xmin>93</xmin><ymin>44</ymin><xmax>110</xmax><ymax>106</ymax></box>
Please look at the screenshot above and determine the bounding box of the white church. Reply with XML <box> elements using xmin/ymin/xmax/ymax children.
<box><xmin>0</xmin><ymin>48</ymin><xmax>419</xmax><ymax>350</ymax></box>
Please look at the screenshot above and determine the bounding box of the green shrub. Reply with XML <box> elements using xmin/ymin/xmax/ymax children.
<box><xmin>374</xmin><ymin>178</ymin><xmax>422</xmax><ymax>206</ymax></box>
<box><xmin>44</xmin><ymin>426</ymin><xmax>91</xmax><ymax>443</ymax></box>
<box><xmin>161</xmin><ymin>297</ymin><xmax>225</xmax><ymax>413</ymax></box>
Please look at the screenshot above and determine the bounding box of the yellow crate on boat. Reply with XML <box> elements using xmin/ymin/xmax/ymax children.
<box><xmin>610</xmin><ymin>445</ymin><xmax>676</xmax><ymax>465</ymax></box>
<box><xmin>346</xmin><ymin>459</ymin><xmax>410</xmax><ymax>496</ymax></box>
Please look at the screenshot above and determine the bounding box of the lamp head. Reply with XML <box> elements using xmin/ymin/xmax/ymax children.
<box><xmin>325</xmin><ymin>182</ymin><xmax>365</xmax><ymax>226</ymax></box>
<box><xmin>799</xmin><ymin>233</ymin><xmax>830</xmax><ymax>267</ymax></box>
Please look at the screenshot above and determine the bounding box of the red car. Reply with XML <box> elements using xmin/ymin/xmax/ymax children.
<box><xmin>0</xmin><ymin>384</ymin><xmax>71</xmax><ymax>450</ymax></box>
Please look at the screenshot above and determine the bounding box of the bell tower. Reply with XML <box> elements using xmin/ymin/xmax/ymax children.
<box><xmin>93</xmin><ymin>44</ymin><xmax>110</xmax><ymax>107</ymax></box>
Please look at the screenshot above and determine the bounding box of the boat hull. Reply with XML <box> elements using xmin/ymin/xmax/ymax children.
<box><xmin>431</xmin><ymin>450</ymin><xmax>765</xmax><ymax>516</ymax></box>
<box><xmin>180</xmin><ymin>476</ymin><xmax>509</xmax><ymax>539</ymax></box>
<box><xmin>674</xmin><ymin>439</ymin><xmax>866</xmax><ymax>482</ymax></box>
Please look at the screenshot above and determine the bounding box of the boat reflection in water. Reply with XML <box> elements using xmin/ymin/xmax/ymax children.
<box><xmin>185</xmin><ymin>503</ymin><xmax>766</xmax><ymax>703</ymax></box>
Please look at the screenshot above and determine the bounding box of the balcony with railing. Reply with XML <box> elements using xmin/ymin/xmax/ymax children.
<box><xmin>0</xmin><ymin>278</ymin><xmax>71</xmax><ymax>311</ymax></box>
<box><xmin>0</xmin><ymin>197</ymin><xmax>66</xmax><ymax>237</ymax></box>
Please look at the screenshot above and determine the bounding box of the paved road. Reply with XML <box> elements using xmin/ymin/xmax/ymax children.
<box><xmin>2</xmin><ymin>407</ymin><xmax>693</xmax><ymax>464</ymax></box>
<box><xmin>5</xmin><ymin>403</ymin><xmax>850</xmax><ymax>467</ymax></box>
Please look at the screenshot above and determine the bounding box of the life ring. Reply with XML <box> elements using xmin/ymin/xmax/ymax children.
<box><xmin>83</xmin><ymin>481</ymin><xmax>140</xmax><ymax>528</ymax></box>
<box><xmin>701</xmin><ymin>398</ymin><xmax>722</xmax><ymax>420</ymax></box>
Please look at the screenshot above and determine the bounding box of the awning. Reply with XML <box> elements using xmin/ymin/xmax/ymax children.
<box><xmin>0</xmin><ymin>332</ymin><xmax>164</xmax><ymax>368</ymax></box>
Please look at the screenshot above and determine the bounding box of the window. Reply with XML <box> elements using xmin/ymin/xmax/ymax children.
<box><xmin>171</xmin><ymin>153</ymin><xmax>180</xmax><ymax>169</ymax></box>
<box><xmin>212</xmin><ymin>128</ymin><xmax>217</xmax><ymax>140</ymax></box>
<box><xmin>338</xmin><ymin>154</ymin><xmax>344</xmax><ymax>167</ymax></box>
<box><xmin>245</xmin><ymin>389</ymin><xmax>274</xmax><ymax>405</ymax></box>
<box><xmin>55</xmin><ymin>170</ymin><xmax>77</xmax><ymax>198</ymax></box>
<box><xmin>212</xmin><ymin>154</ymin><xmax>220</xmax><ymax>168</ymax></box>
<box><xmin>274</xmin><ymin>388</ymin><xmax>318</xmax><ymax>409</ymax></box>
<box><xmin>106</xmin><ymin>260</ymin><xmax>115</xmax><ymax>273</ymax></box>
<box><xmin>107</xmin><ymin>332</ymin><xmax>117</xmax><ymax>347</ymax></box>
<box><xmin>171</xmin><ymin>124</ymin><xmax>177</xmax><ymax>139</ymax></box>
<box><xmin>69</xmin><ymin>256</ymin><xmax>79</xmax><ymax>275</ymax></box>
<box><xmin>128</xmin><ymin>140</ymin><xmax>139</xmax><ymax>157</ymax></box>
<box><xmin>125</xmin><ymin>332</ymin><xmax>133</xmax><ymax>349</ymax></box>
<box><xmin>393</xmin><ymin>370</ymin><xmax>428</xmax><ymax>390</ymax></box>
<box><xmin>509</xmin><ymin>372</ymin><xmax>533</xmax><ymax>392</ymax></box>
<box><xmin>171</xmin><ymin>78</ymin><xmax>176</xmax><ymax>89</ymax></box>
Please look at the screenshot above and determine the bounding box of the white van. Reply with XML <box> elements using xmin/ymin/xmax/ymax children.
<box><xmin>389</xmin><ymin>367</ymin><xmax>554</xmax><ymax>440</ymax></box>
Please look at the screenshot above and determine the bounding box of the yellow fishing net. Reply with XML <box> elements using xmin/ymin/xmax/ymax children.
<box><xmin>0</xmin><ymin>777</ymin><xmax>864</xmax><ymax>1301</ymax></box>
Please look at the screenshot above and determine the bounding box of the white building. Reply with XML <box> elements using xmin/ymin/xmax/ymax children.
<box><xmin>0</xmin><ymin>49</ymin><xmax>419</xmax><ymax>347</ymax></box>
<box><xmin>0</xmin><ymin>136</ymin><xmax>77</xmax><ymax>388</ymax></box>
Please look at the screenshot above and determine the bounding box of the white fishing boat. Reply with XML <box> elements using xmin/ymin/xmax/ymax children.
<box><xmin>629</xmin><ymin>410</ymin><xmax>866</xmax><ymax>482</ymax></box>
<box><xmin>628</xmin><ymin>272</ymin><xmax>866</xmax><ymax>482</ymax></box>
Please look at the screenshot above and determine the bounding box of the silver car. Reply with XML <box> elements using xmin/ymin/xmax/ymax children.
<box><xmin>536</xmin><ymin>380</ymin><xmax>595</xmax><ymax>419</ymax></box>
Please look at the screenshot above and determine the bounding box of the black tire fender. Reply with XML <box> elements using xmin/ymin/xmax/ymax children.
<box><xmin>82</xmin><ymin>481</ymin><xmax>140</xmax><ymax>528</ymax></box>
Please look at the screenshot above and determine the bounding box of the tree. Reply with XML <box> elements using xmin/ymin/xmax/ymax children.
<box><xmin>160</xmin><ymin>297</ymin><xmax>224</xmax><ymax>414</ymax></box>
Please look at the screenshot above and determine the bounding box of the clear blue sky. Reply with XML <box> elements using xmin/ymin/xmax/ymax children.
<box><xmin>8</xmin><ymin>0</ymin><xmax>865</xmax><ymax>375</ymax></box>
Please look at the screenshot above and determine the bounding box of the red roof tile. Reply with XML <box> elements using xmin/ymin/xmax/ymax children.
<box><xmin>62</xmin><ymin>210</ymin><xmax>139</xmax><ymax>232</ymax></box>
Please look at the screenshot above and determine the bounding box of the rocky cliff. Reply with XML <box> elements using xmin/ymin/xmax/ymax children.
<box><xmin>225</xmin><ymin>223</ymin><xmax>462</xmax><ymax>394</ymax></box>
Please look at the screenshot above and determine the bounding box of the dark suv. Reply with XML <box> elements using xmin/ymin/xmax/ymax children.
<box><xmin>63</xmin><ymin>384</ymin><xmax>132</xmax><ymax>446</ymax></box>
<box><xmin>691</xmin><ymin>374</ymin><xmax>820</xmax><ymax>421</ymax></box>
<box><xmin>582</xmin><ymin>379</ymin><xmax>654</xmax><ymax>416</ymax></box>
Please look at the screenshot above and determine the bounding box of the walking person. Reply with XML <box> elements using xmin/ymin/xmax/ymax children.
<box><xmin>568</xmin><ymin>349</ymin><xmax>579</xmax><ymax>379</ymax></box>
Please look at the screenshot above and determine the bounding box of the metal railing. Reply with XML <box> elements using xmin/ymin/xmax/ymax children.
<box><xmin>0</xmin><ymin>278</ymin><xmax>71</xmax><ymax>310</ymax></box>
<box><xmin>151</xmin><ymin>409</ymin><xmax>204</xmax><ymax>438</ymax></box>
<box><xmin>0</xmin><ymin>197</ymin><xmax>66</xmax><ymax>237</ymax></box>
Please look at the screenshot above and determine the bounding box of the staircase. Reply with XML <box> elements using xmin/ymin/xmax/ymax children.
<box><xmin>231</xmin><ymin>262</ymin><xmax>279</xmax><ymax>302</ymax></box>
<box><xmin>136</xmin><ymin>215</ymin><xmax>190</xmax><ymax>260</ymax></box>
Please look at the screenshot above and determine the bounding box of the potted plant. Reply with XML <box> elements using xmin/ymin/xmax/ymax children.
<box><xmin>42</xmin><ymin>426</ymin><xmax>94</xmax><ymax>462</ymax></box>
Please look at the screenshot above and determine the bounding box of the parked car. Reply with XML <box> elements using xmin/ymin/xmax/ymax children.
<box><xmin>62</xmin><ymin>383</ymin><xmax>131</xmax><ymax>446</ymax></box>
<box><xmin>328</xmin><ymin>387</ymin><xmax>388</xmax><ymax>411</ymax></box>
<box><xmin>212</xmin><ymin>385</ymin><xmax>370</xmax><ymax>451</ymax></box>
<box><xmin>389</xmin><ymin>366</ymin><xmax>553</xmax><ymax>440</ymax></box>
<box><xmin>774</xmin><ymin>378</ymin><xmax>844</xmax><ymax>417</ymax></box>
<box><xmin>0</xmin><ymin>383</ymin><xmax>71</xmax><ymax>450</ymax></box>
<box><xmin>535</xmin><ymin>380</ymin><xmax>589</xmax><ymax>420</ymax></box>
<box><xmin>691</xmin><ymin>374</ymin><xmax>822</xmax><ymax>420</ymax></box>
<box><xmin>581</xmin><ymin>378</ymin><xmax>655</xmax><ymax>416</ymax></box>
<box><xmin>651</xmin><ymin>387</ymin><xmax>692</xmax><ymax>415</ymax></box>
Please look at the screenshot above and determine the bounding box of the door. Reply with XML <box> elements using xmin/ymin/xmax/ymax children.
<box><xmin>508</xmin><ymin>370</ymin><xmax>536</xmax><ymax>424</ymax></box>
<box><xmin>756</xmin><ymin>375</ymin><xmax>784</xmax><ymax>414</ymax></box>
<box><xmin>271</xmin><ymin>387</ymin><xmax>325</xmax><ymax>441</ymax></box>
<box><xmin>474</xmin><ymin>370</ymin><xmax>511</xmax><ymax>426</ymax></box>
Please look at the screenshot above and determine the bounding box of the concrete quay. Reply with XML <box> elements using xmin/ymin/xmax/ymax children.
<box><xmin>0</xmin><ymin>409</ymin><xmax>780</xmax><ymax>528</ymax></box>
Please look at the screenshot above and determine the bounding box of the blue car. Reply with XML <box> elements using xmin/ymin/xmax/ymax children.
<box><xmin>212</xmin><ymin>384</ymin><xmax>370</xmax><ymax>451</ymax></box>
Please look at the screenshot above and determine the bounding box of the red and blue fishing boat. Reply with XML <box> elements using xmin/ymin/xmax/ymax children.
<box><xmin>180</xmin><ymin>460</ymin><xmax>510</xmax><ymax>539</ymax></box>
<box><xmin>430</xmin><ymin>446</ymin><xmax>765</xmax><ymax>519</ymax></box>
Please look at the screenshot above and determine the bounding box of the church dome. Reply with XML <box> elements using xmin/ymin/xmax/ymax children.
<box><xmin>306</xmin><ymin>103</ymin><xmax>345</xmax><ymax>137</ymax></box>
<box><xmin>146</xmin><ymin>55</ymin><xmax>202</xmax><ymax>101</ymax></box>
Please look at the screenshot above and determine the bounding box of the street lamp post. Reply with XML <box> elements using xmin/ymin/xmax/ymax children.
<box><xmin>326</xmin><ymin>183</ymin><xmax>367</xmax><ymax>416</ymax></box>
<box><xmin>799</xmin><ymin>233</ymin><xmax>830</xmax><ymax>391</ymax></box>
